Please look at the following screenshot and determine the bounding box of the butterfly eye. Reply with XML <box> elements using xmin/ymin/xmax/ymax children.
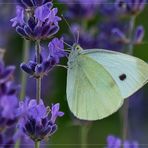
<box><xmin>76</xmin><ymin>47</ymin><xmax>79</xmax><ymax>50</ymax></box>
<box><xmin>119</xmin><ymin>74</ymin><xmax>127</xmax><ymax>81</ymax></box>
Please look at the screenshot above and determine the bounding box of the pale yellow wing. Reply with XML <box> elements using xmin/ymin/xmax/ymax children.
<box><xmin>82</xmin><ymin>49</ymin><xmax>148</xmax><ymax>99</ymax></box>
<box><xmin>67</xmin><ymin>54</ymin><xmax>123</xmax><ymax>120</ymax></box>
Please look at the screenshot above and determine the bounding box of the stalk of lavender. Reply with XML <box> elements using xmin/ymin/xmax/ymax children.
<box><xmin>35</xmin><ymin>141</ymin><xmax>40</xmax><ymax>148</ymax></box>
<box><xmin>36</xmin><ymin>40</ymin><xmax>41</xmax><ymax>104</ymax></box>
<box><xmin>80</xmin><ymin>124</ymin><xmax>91</xmax><ymax>148</ymax></box>
<box><xmin>10</xmin><ymin>1</ymin><xmax>65</xmax><ymax>147</ymax></box>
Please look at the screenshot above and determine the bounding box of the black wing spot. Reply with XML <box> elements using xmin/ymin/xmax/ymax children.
<box><xmin>119</xmin><ymin>74</ymin><xmax>127</xmax><ymax>81</ymax></box>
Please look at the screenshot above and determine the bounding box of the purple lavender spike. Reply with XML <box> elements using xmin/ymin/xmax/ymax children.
<box><xmin>17</xmin><ymin>98</ymin><xmax>64</xmax><ymax>142</ymax></box>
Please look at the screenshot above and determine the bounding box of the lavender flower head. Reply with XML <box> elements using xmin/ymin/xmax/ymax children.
<box><xmin>0</xmin><ymin>60</ymin><xmax>19</xmax><ymax>146</ymax></box>
<box><xmin>11</xmin><ymin>1</ymin><xmax>61</xmax><ymax>40</ymax></box>
<box><xmin>107</xmin><ymin>135</ymin><xmax>139</xmax><ymax>148</ymax></box>
<box><xmin>21</xmin><ymin>37</ymin><xmax>66</xmax><ymax>78</ymax></box>
<box><xmin>17</xmin><ymin>98</ymin><xmax>64</xmax><ymax>142</ymax></box>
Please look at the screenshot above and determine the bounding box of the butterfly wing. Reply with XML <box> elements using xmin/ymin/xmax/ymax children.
<box><xmin>67</xmin><ymin>53</ymin><xmax>123</xmax><ymax>120</ymax></box>
<box><xmin>81</xmin><ymin>49</ymin><xmax>148</xmax><ymax>99</ymax></box>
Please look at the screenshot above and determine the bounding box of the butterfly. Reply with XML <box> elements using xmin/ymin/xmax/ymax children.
<box><xmin>66</xmin><ymin>43</ymin><xmax>148</xmax><ymax>120</ymax></box>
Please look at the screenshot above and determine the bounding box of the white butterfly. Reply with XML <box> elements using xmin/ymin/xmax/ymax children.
<box><xmin>66</xmin><ymin>44</ymin><xmax>148</xmax><ymax>120</ymax></box>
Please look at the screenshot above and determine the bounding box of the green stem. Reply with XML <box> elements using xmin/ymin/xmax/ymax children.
<box><xmin>36</xmin><ymin>77</ymin><xmax>41</xmax><ymax>104</ymax></box>
<box><xmin>35</xmin><ymin>141</ymin><xmax>40</xmax><ymax>148</ymax></box>
<box><xmin>126</xmin><ymin>16</ymin><xmax>136</xmax><ymax>55</ymax></box>
<box><xmin>80</xmin><ymin>125</ymin><xmax>91</xmax><ymax>148</ymax></box>
<box><xmin>20</xmin><ymin>39</ymin><xmax>30</xmax><ymax>100</ymax></box>
<box><xmin>122</xmin><ymin>15</ymin><xmax>136</xmax><ymax>143</ymax></box>
<box><xmin>36</xmin><ymin>40</ymin><xmax>42</xmax><ymax>104</ymax></box>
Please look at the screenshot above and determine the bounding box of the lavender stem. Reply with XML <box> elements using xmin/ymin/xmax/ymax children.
<box><xmin>35</xmin><ymin>141</ymin><xmax>40</xmax><ymax>148</ymax></box>
<box><xmin>80</xmin><ymin>124</ymin><xmax>91</xmax><ymax>148</ymax></box>
<box><xmin>122</xmin><ymin>15</ymin><xmax>136</xmax><ymax>143</ymax></box>
<box><xmin>20</xmin><ymin>39</ymin><xmax>30</xmax><ymax>99</ymax></box>
<box><xmin>36</xmin><ymin>40</ymin><xmax>42</xmax><ymax>104</ymax></box>
<box><xmin>126</xmin><ymin>16</ymin><xmax>136</xmax><ymax>55</ymax></box>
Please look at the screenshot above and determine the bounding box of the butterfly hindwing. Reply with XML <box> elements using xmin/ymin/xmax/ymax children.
<box><xmin>81</xmin><ymin>49</ymin><xmax>148</xmax><ymax>99</ymax></box>
<box><xmin>67</xmin><ymin>53</ymin><xmax>123</xmax><ymax>120</ymax></box>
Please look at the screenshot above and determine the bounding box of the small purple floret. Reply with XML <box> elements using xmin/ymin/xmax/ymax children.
<box><xmin>48</xmin><ymin>37</ymin><xmax>67</xmax><ymax>63</ymax></box>
<box><xmin>10</xmin><ymin>5</ymin><xmax>25</xmax><ymax>27</ymax></box>
<box><xmin>134</xmin><ymin>26</ymin><xmax>144</xmax><ymax>44</ymax></box>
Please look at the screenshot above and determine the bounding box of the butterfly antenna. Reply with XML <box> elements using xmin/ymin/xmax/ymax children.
<box><xmin>61</xmin><ymin>14</ymin><xmax>77</xmax><ymax>43</ymax></box>
<box><xmin>76</xmin><ymin>29</ymin><xmax>80</xmax><ymax>44</ymax></box>
<box><xmin>63</xmin><ymin>41</ymin><xmax>72</xmax><ymax>48</ymax></box>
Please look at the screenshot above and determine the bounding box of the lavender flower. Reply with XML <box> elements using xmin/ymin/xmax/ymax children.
<box><xmin>112</xmin><ymin>28</ymin><xmax>129</xmax><ymax>44</ymax></box>
<box><xmin>111</xmin><ymin>24</ymin><xmax>145</xmax><ymax>48</ymax></box>
<box><xmin>11</xmin><ymin>2</ymin><xmax>61</xmax><ymax>40</ymax></box>
<box><xmin>0</xmin><ymin>59</ymin><xmax>19</xmax><ymax>147</ymax></box>
<box><xmin>115</xmin><ymin>0</ymin><xmax>146</xmax><ymax>15</ymax></box>
<box><xmin>17</xmin><ymin>98</ymin><xmax>64</xmax><ymax>142</ymax></box>
<box><xmin>21</xmin><ymin>37</ymin><xmax>66</xmax><ymax>78</ymax></box>
<box><xmin>0</xmin><ymin>61</ymin><xmax>15</xmax><ymax>84</ymax></box>
<box><xmin>107</xmin><ymin>135</ymin><xmax>139</xmax><ymax>148</ymax></box>
<box><xmin>17</xmin><ymin>0</ymin><xmax>52</xmax><ymax>8</ymax></box>
<box><xmin>0</xmin><ymin>61</ymin><xmax>18</xmax><ymax>125</ymax></box>
<box><xmin>50</xmin><ymin>103</ymin><xmax>64</xmax><ymax>123</ymax></box>
<box><xmin>133</xmin><ymin>26</ymin><xmax>144</xmax><ymax>44</ymax></box>
<box><xmin>48</xmin><ymin>37</ymin><xmax>67</xmax><ymax>63</ymax></box>
<box><xmin>10</xmin><ymin>5</ymin><xmax>25</xmax><ymax>27</ymax></box>
<box><xmin>0</xmin><ymin>95</ymin><xmax>18</xmax><ymax>119</ymax></box>
<box><xmin>0</xmin><ymin>129</ymin><xmax>15</xmax><ymax>147</ymax></box>
<box><xmin>59</xmin><ymin>0</ymin><xmax>101</xmax><ymax>19</ymax></box>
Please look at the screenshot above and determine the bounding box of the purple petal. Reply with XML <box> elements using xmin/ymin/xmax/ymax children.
<box><xmin>134</xmin><ymin>25</ymin><xmax>144</xmax><ymax>44</ymax></box>
<box><xmin>16</xmin><ymin>26</ymin><xmax>28</xmax><ymax>38</ymax></box>
<box><xmin>35</xmin><ymin>2</ymin><xmax>53</xmax><ymax>22</ymax></box>
<box><xmin>112</xmin><ymin>28</ymin><xmax>128</xmax><ymax>43</ymax></box>
<box><xmin>20</xmin><ymin>63</ymin><xmax>34</xmax><ymax>75</ymax></box>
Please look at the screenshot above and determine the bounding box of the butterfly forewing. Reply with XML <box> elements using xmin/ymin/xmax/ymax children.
<box><xmin>81</xmin><ymin>49</ymin><xmax>148</xmax><ymax>99</ymax></box>
<box><xmin>67</xmin><ymin>53</ymin><xmax>123</xmax><ymax>120</ymax></box>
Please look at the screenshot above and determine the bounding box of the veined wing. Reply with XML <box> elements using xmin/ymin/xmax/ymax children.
<box><xmin>81</xmin><ymin>49</ymin><xmax>148</xmax><ymax>99</ymax></box>
<box><xmin>67</xmin><ymin>54</ymin><xmax>123</xmax><ymax>120</ymax></box>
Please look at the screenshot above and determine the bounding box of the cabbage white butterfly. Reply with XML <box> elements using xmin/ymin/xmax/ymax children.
<box><xmin>66</xmin><ymin>44</ymin><xmax>148</xmax><ymax>120</ymax></box>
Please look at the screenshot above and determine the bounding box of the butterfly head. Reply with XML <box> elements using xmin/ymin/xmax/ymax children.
<box><xmin>72</xmin><ymin>43</ymin><xmax>83</xmax><ymax>51</ymax></box>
